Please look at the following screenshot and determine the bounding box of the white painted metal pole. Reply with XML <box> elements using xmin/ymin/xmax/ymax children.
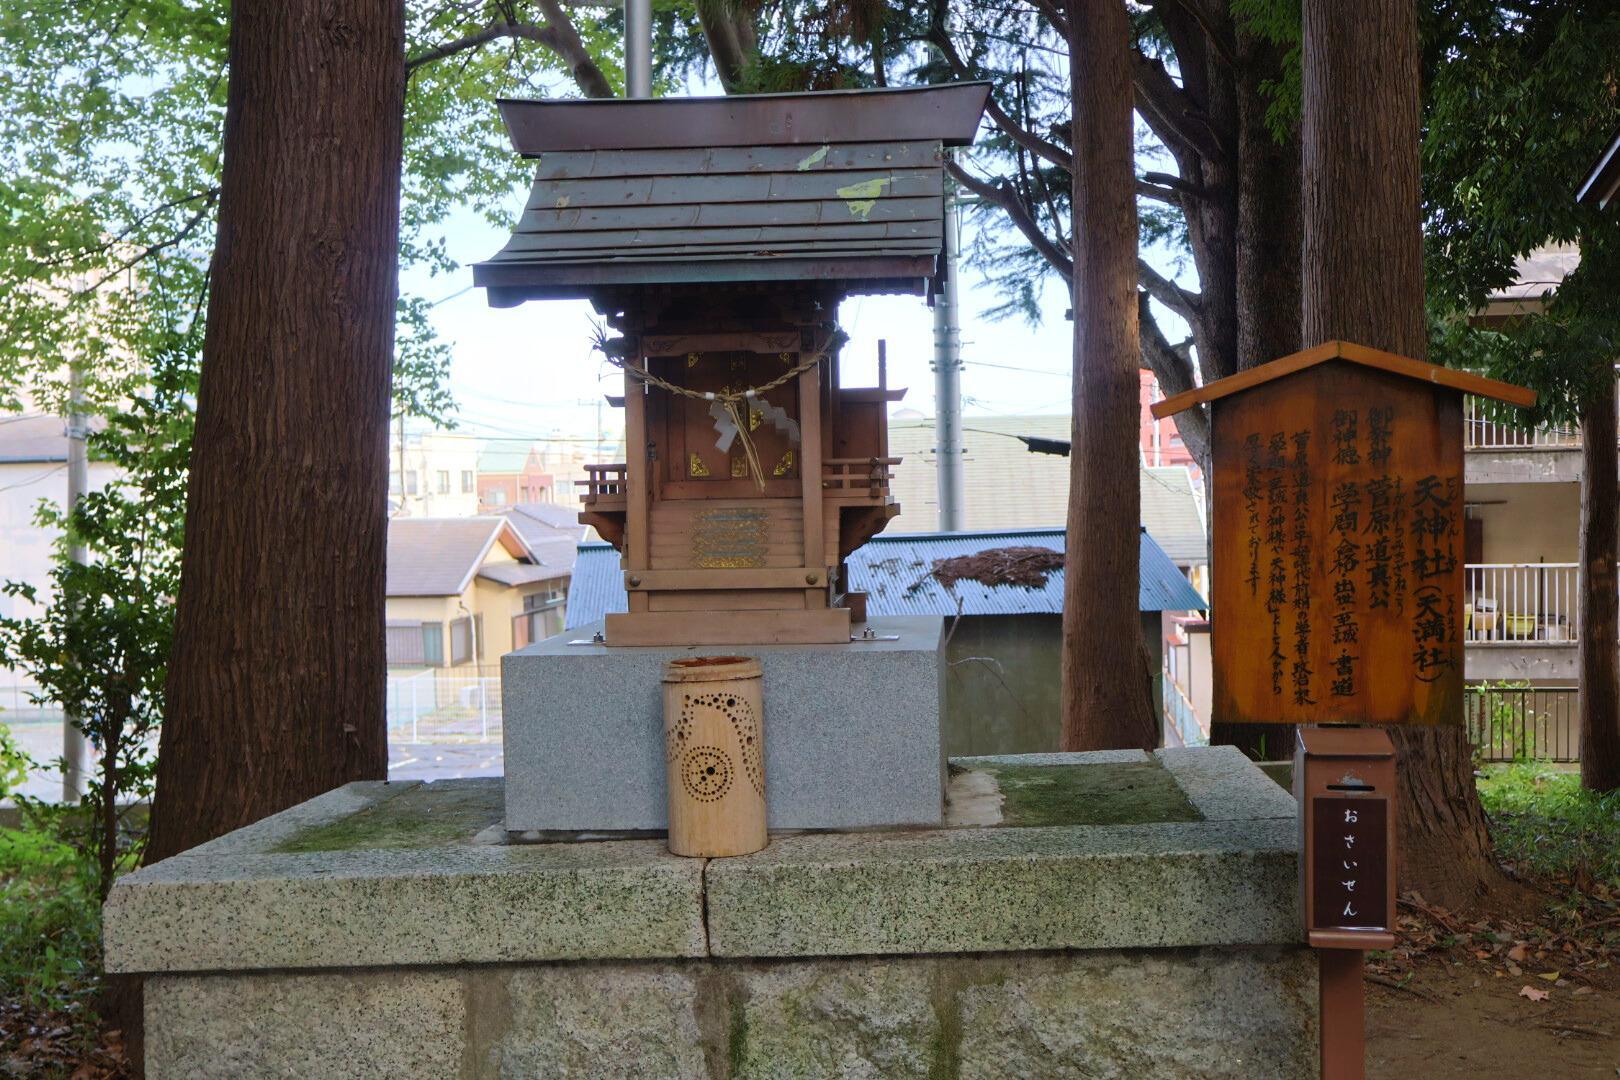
<box><xmin>62</xmin><ymin>367</ymin><xmax>90</xmax><ymax>803</ymax></box>
<box><xmin>932</xmin><ymin>185</ymin><xmax>965</xmax><ymax>531</ymax></box>
<box><xmin>625</xmin><ymin>0</ymin><xmax>652</xmax><ymax>99</ymax></box>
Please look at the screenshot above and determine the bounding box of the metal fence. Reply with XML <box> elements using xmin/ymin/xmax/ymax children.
<box><xmin>1465</xmin><ymin>563</ymin><xmax>1579</xmax><ymax>643</ymax></box>
<box><xmin>1162</xmin><ymin>669</ymin><xmax>1207</xmax><ymax>748</ymax></box>
<box><xmin>1464</xmin><ymin>396</ymin><xmax>1581</xmax><ymax>450</ymax></box>
<box><xmin>386</xmin><ymin>667</ymin><xmax>502</xmax><ymax>743</ymax></box>
<box><xmin>1465</xmin><ymin>684</ymin><xmax>1578</xmax><ymax>763</ymax></box>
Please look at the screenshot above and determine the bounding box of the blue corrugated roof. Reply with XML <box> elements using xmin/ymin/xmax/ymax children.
<box><xmin>564</xmin><ymin>527</ymin><xmax>1206</xmax><ymax>630</ymax></box>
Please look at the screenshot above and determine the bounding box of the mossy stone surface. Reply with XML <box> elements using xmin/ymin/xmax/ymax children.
<box><xmin>273</xmin><ymin>779</ymin><xmax>503</xmax><ymax>853</ymax></box>
<box><xmin>973</xmin><ymin>761</ymin><xmax>1201</xmax><ymax>827</ymax></box>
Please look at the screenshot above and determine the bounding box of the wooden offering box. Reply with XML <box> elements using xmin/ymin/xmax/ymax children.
<box><xmin>474</xmin><ymin>84</ymin><xmax>990</xmax><ymax>645</ymax></box>
<box><xmin>1153</xmin><ymin>341</ymin><xmax>1535</xmax><ymax>726</ymax></box>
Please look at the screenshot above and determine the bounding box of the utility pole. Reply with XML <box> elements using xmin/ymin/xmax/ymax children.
<box><xmin>932</xmin><ymin>183</ymin><xmax>964</xmax><ymax>531</ymax></box>
<box><xmin>625</xmin><ymin>0</ymin><xmax>651</xmax><ymax>98</ymax></box>
<box><xmin>62</xmin><ymin>367</ymin><xmax>90</xmax><ymax>803</ymax></box>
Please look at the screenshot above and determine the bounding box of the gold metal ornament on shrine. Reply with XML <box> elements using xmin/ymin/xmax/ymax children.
<box><xmin>662</xmin><ymin>656</ymin><xmax>767</xmax><ymax>857</ymax></box>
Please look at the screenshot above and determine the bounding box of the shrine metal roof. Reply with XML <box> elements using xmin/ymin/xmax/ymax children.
<box><xmin>473</xmin><ymin>83</ymin><xmax>991</xmax><ymax>305</ymax></box>
<box><xmin>562</xmin><ymin>527</ymin><xmax>1206</xmax><ymax>630</ymax></box>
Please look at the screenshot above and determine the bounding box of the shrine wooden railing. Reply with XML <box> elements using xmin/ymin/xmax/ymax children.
<box><xmin>821</xmin><ymin>457</ymin><xmax>900</xmax><ymax>500</ymax></box>
<box><xmin>578</xmin><ymin>463</ymin><xmax>628</xmax><ymax>508</ymax></box>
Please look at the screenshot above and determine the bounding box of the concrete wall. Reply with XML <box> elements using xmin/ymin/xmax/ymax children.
<box><xmin>940</xmin><ymin>613</ymin><xmax>1161</xmax><ymax>756</ymax></box>
<box><xmin>145</xmin><ymin>949</ymin><xmax>1317</xmax><ymax>1080</ymax></box>
<box><xmin>1469</xmin><ymin>482</ymin><xmax>1579</xmax><ymax>564</ymax></box>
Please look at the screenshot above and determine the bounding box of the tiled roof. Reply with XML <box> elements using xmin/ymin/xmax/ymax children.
<box><xmin>473</xmin><ymin>85</ymin><xmax>991</xmax><ymax>303</ymax></box>
<box><xmin>563</xmin><ymin>527</ymin><xmax>1206</xmax><ymax>630</ymax></box>
<box><xmin>1139</xmin><ymin>466</ymin><xmax>1207</xmax><ymax>565</ymax></box>
<box><xmin>503</xmin><ymin>503</ymin><xmax>584</xmax><ymax>574</ymax></box>
<box><xmin>387</xmin><ymin>517</ymin><xmax>528</xmax><ymax>597</ymax></box>
<box><xmin>888</xmin><ymin>416</ymin><xmax>1207</xmax><ymax>565</ymax></box>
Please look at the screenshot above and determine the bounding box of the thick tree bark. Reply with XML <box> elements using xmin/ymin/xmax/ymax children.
<box><xmin>1062</xmin><ymin>0</ymin><xmax>1157</xmax><ymax>751</ymax></box>
<box><xmin>1209</xmin><ymin>32</ymin><xmax>1305</xmax><ymax>760</ymax></box>
<box><xmin>1579</xmin><ymin>369</ymin><xmax>1620</xmax><ymax>790</ymax></box>
<box><xmin>147</xmin><ymin>0</ymin><xmax>402</xmax><ymax>861</ymax></box>
<box><xmin>1301</xmin><ymin>0</ymin><xmax>1498</xmax><ymax>909</ymax></box>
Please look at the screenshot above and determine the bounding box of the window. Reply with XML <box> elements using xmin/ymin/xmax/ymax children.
<box><xmin>405</xmin><ymin>470</ymin><xmax>419</xmax><ymax>495</ymax></box>
<box><xmin>450</xmin><ymin>615</ymin><xmax>482</xmax><ymax>666</ymax></box>
<box><xmin>388</xmin><ymin>471</ymin><xmax>401</xmax><ymax>495</ymax></box>
<box><xmin>385</xmin><ymin>621</ymin><xmax>443</xmax><ymax>667</ymax></box>
<box><xmin>461</xmin><ymin>470</ymin><xmax>475</xmax><ymax>493</ymax></box>
<box><xmin>436</xmin><ymin>470</ymin><xmax>450</xmax><ymax>494</ymax></box>
<box><xmin>488</xmin><ymin>488</ymin><xmax>506</xmax><ymax>506</ymax></box>
<box><xmin>524</xmin><ymin>584</ymin><xmax>566</xmax><ymax>610</ymax></box>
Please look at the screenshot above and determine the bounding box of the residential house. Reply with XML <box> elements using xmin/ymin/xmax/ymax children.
<box><xmin>477</xmin><ymin>440</ymin><xmax>556</xmax><ymax>511</ymax></box>
<box><xmin>385</xmin><ymin>516</ymin><xmax>572</xmax><ymax>673</ymax></box>
<box><xmin>1462</xmin><ymin>245</ymin><xmax>1585</xmax><ymax>759</ymax></box>
<box><xmin>498</xmin><ymin>501</ymin><xmax>584</xmax><ymax>633</ymax></box>
<box><xmin>389</xmin><ymin>430</ymin><xmax>480</xmax><ymax>517</ymax></box>
<box><xmin>563</xmin><ymin>526</ymin><xmax>1208</xmax><ymax>755</ymax></box>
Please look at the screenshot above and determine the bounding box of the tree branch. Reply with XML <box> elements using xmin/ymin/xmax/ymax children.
<box><xmin>406</xmin><ymin>7</ymin><xmax>614</xmax><ymax>98</ymax></box>
<box><xmin>932</xmin><ymin>28</ymin><xmax>1073</xmax><ymax>172</ymax></box>
<box><xmin>946</xmin><ymin>160</ymin><xmax>1073</xmax><ymax>280</ymax></box>
<box><xmin>1130</xmin><ymin>48</ymin><xmax>1227</xmax><ymax>165</ymax></box>
<box><xmin>1139</xmin><ymin>292</ymin><xmax>1209</xmax><ymax>463</ymax></box>
<box><xmin>1138</xmin><ymin>257</ymin><xmax>1201</xmax><ymax>323</ymax></box>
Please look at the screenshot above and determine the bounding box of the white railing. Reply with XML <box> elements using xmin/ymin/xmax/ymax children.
<box><xmin>386</xmin><ymin>669</ymin><xmax>502</xmax><ymax>742</ymax></box>
<box><xmin>1464</xmin><ymin>396</ymin><xmax>1580</xmax><ymax>450</ymax></box>
<box><xmin>1162</xmin><ymin>670</ymin><xmax>1207</xmax><ymax>747</ymax></box>
<box><xmin>1465</xmin><ymin>563</ymin><xmax>1578</xmax><ymax>644</ymax></box>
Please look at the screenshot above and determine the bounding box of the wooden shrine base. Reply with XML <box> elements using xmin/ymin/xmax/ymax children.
<box><xmin>603</xmin><ymin>607</ymin><xmax>851</xmax><ymax>646</ymax></box>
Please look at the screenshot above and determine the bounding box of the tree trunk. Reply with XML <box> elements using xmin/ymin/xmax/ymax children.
<box><xmin>1062</xmin><ymin>0</ymin><xmax>1156</xmax><ymax>751</ymax></box>
<box><xmin>1301</xmin><ymin>0</ymin><xmax>1499</xmax><ymax>909</ymax></box>
<box><xmin>1207</xmin><ymin>35</ymin><xmax>1304</xmax><ymax>760</ymax></box>
<box><xmin>146</xmin><ymin>0</ymin><xmax>402</xmax><ymax>862</ymax></box>
<box><xmin>1580</xmin><ymin>369</ymin><xmax>1620</xmax><ymax>790</ymax></box>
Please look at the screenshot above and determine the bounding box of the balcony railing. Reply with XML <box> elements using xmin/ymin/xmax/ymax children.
<box><xmin>577</xmin><ymin>463</ymin><xmax>628</xmax><ymax>508</ymax></box>
<box><xmin>822</xmin><ymin>456</ymin><xmax>899</xmax><ymax>500</ymax></box>
<box><xmin>1464</xmin><ymin>562</ymin><xmax>1578</xmax><ymax>643</ymax></box>
<box><xmin>1464</xmin><ymin>397</ymin><xmax>1581</xmax><ymax>451</ymax></box>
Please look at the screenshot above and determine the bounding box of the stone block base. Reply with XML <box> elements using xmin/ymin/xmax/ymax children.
<box><xmin>501</xmin><ymin>615</ymin><xmax>945</xmax><ymax>832</ymax></box>
<box><xmin>146</xmin><ymin>948</ymin><xmax>1317</xmax><ymax>1079</ymax></box>
<box><xmin>107</xmin><ymin>749</ymin><xmax>1317</xmax><ymax>1078</ymax></box>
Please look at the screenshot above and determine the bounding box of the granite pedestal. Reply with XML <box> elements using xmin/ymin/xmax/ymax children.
<box><xmin>501</xmin><ymin>615</ymin><xmax>946</xmax><ymax>834</ymax></box>
<box><xmin>104</xmin><ymin>749</ymin><xmax>1317</xmax><ymax>1078</ymax></box>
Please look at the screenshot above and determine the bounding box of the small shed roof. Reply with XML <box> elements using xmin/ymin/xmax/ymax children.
<box><xmin>563</xmin><ymin>527</ymin><xmax>1206</xmax><ymax>629</ymax></box>
<box><xmin>474</xmin><ymin>83</ymin><xmax>990</xmax><ymax>305</ymax></box>
<box><xmin>1151</xmin><ymin>340</ymin><xmax>1537</xmax><ymax>420</ymax></box>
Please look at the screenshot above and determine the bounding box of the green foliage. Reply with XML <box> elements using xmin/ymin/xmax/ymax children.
<box><xmin>1422</xmin><ymin>0</ymin><xmax>1620</xmax><ymax>422</ymax></box>
<box><xmin>0</xmin><ymin>724</ymin><xmax>29</xmax><ymax>801</ymax></box>
<box><xmin>1479</xmin><ymin>763</ymin><xmax>1620</xmax><ymax>887</ymax></box>
<box><xmin>0</xmin><ymin>812</ymin><xmax>105</xmax><ymax>1014</ymax></box>
<box><xmin>1468</xmin><ymin>679</ymin><xmax>1540</xmax><ymax>765</ymax></box>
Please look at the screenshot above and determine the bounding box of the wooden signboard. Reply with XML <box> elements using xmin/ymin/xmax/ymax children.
<box><xmin>1153</xmin><ymin>341</ymin><xmax>1536</xmax><ymax>726</ymax></box>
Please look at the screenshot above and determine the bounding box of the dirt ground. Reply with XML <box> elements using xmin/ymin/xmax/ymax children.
<box><xmin>1369</xmin><ymin>957</ymin><xmax>1620</xmax><ymax>1078</ymax></box>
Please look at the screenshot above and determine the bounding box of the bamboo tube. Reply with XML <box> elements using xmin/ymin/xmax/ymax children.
<box><xmin>662</xmin><ymin>656</ymin><xmax>767</xmax><ymax>857</ymax></box>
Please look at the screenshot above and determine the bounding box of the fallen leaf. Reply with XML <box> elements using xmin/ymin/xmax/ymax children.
<box><xmin>1507</xmin><ymin>944</ymin><xmax>1529</xmax><ymax>962</ymax></box>
<box><xmin>1520</xmin><ymin>985</ymin><xmax>1551</xmax><ymax>1002</ymax></box>
<box><xmin>1538</xmin><ymin>972</ymin><xmax>1561</xmax><ymax>982</ymax></box>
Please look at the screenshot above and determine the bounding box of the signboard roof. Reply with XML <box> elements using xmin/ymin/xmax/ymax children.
<box><xmin>1151</xmin><ymin>340</ymin><xmax>1537</xmax><ymax>419</ymax></box>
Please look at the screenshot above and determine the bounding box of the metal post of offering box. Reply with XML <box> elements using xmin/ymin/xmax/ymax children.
<box><xmin>1294</xmin><ymin>726</ymin><xmax>1397</xmax><ymax>1080</ymax></box>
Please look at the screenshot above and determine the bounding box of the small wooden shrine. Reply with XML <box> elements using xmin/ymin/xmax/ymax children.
<box><xmin>475</xmin><ymin>84</ymin><xmax>990</xmax><ymax>645</ymax></box>
<box><xmin>1153</xmin><ymin>341</ymin><xmax>1536</xmax><ymax>727</ymax></box>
